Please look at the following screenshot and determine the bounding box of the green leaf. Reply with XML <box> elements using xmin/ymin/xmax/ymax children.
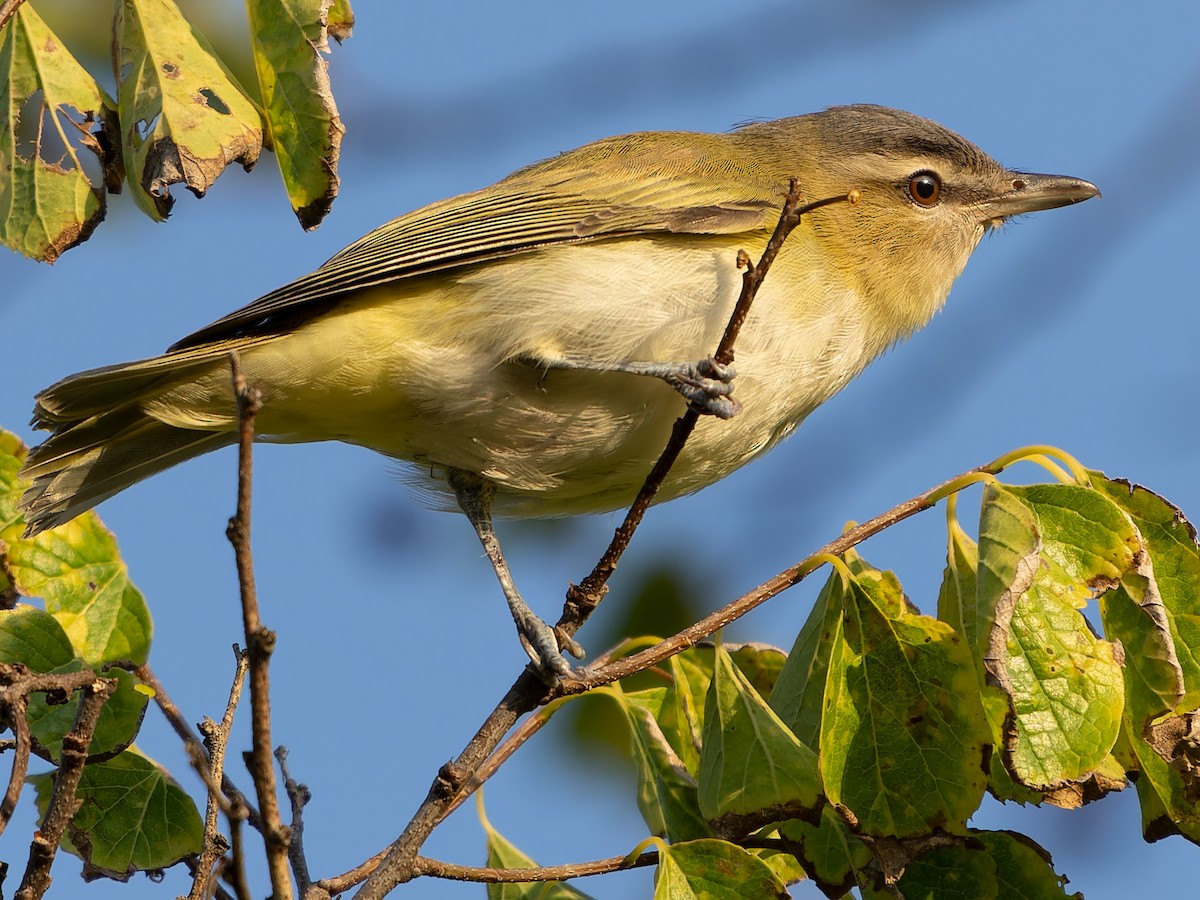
<box><xmin>654</xmin><ymin>839</ymin><xmax>789</xmax><ymax>900</ymax></box>
<box><xmin>114</xmin><ymin>0</ymin><xmax>263</xmax><ymax>220</ymax></box>
<box><xmin>0</xmin><ymin>5</ymin><xmax>119</xmax><ymax>261</ymax></box>
<box><xmin>246</xmin><ymin>0</ymin><xmax>344</xmax><ymax>228</ymax></box>
<box><xmin>480</xmin><ymin>799</ymin><xmax>595</xmax><ymax>900</ymax></box>
<box><xmin>770</xmin><ymin>565</ymin><xmax>845</xmax><ymax>750</ymax></box>
<box><xmin>779</xmin><ymin>805</ymin><xmax>872</xmax><ymax>898</ymax></box>
<box><xmin>0</xmin><ymin>429</ymin><xmax>152</xmax><ymax>667</ymax></box>
<box><xmin>26</xmin><ymin>666</ymin><xmax>148</xmax><ymax>761</ymax></box>
<box><xmin>1091</xmin><ymin>474</ymin><xmax>1200</xmax><ymax>840</ymax></box>
<box><xmin>38</xmin><ymin>747</ymin><xmax>202</xmax><ymax>877</ymax></box>
<box><xmin>728</xmin><ymin>643</ymin><xmax>787</xmax><ymax>699</ymax></box>
<box><xmin>977</xmin><ymin>484</ymin><xmax>1126</xmax><ymax>794</ymax></box>
<box><xmin>621</xmin><ymin>687</ymin><xmax>711</xmax><ymax>842</ymax></box>
<box><xmin>664</xmin><ymin>649</ymin><xmax>716</xmax><ymax>775</ymax></box>
<box><xmin>697</xmin><ymin>645</ymin><xmax>821</xmax><ymax>834</ymax></box>
<box><xmin>820</xmin><ymin>561</ymin><xmax>989</xmax><ymax>838</ymax></box>
<box><xmin>0</xmin><ymin>605</ymin><xmax>75</xmax><ymax>670</ymax></box>
<box><xmin>897</xmin><ymin>830</ymin><xmax>1081</xmax><ymax>899</ymax></box>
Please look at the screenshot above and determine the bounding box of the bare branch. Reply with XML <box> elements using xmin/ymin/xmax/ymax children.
<box><xmin>15</xmin><ymin>675</ymin><xmax>117</xmax><ymax>900</ymax></box>
<box><xmin>414</xmin><ymin>849</ymin><xmax>659</xmax><ymax>883</ymax></box>
<box><xmin>186</xmin><ymin>647</ymin><xmax>250</xmax><ymax>900</ymax></box>
<box><xmin>225</xmin><ymin>352</ymin><xmax>293</xmax><ymax>899</ymax></box>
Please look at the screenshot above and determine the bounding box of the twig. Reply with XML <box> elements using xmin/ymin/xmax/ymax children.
<box><xmin>135</xmin><ymin>662</ymin><xmax>261</xmax><ymax>829</ymax></box>
<box><xmin>564</xmin><ymin>462</ymin><xmax>994</xmax><ymax>692</ymax></box>
<box><xmin>225</xmin><ymin>796</ymin><xmax>254</xmax><ymax>900</ymax></box>
<box><xmin>562</xmin><ymin>186</ymin><xmax>855</xmax><ymax>626</ymax></box>
<box><xmin>226</xmin><ymin>352</ymin><xmax>292</xmax><ymax>899</ymax></box>
<box><xmin>0</xmin><ymin>674</ymin><xmax>32</xmax><ymax>835</ymax></box>
<box><xmin>15</xmin><ymin>675</ymin><xmax>117</xmax><ymax>900</ymax></box>
<box><xmin>276</xmin><ymin>747</ymin><xmax>317</xmax><ymax>898</ymax></box>
<box><xmin>354</xmin><ymin>185</ymin><xmax>852</xmax><ymax>900</ymax></box>
<box><xmin>413</xmin><ymin>849</ymin><xmax>659</xmax><ymax>882</ymax></box>
<box><xmin>186</xmin><ymin>647</ymin><xmax>250</xmax><ymax>900</ymax></box>
<box><xmin>0</xmin><ymin>0</ymin><xmax>29</xmax><ymax>32</ymax></box>
<box><xmin>0</xmin><ymin>667</ymin><xmax>107</xmax><ymax>837</ymax></box>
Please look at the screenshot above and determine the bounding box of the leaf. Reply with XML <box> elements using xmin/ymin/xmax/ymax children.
<box><xmin>977</xmin><ymin>484</ymin><xmax>1127</xmax><ymax>795</ymax></box>
<box><xmin>0</xmin><ymin>5</ymin><xmax>120</xmax><ymax>262</ymax></box>
<box><xmin>25</xmin><ymin>666</ymin><xmax>148</xmax><ymax>761</ymax></box>
<box><xmin>36</xmin><ymin>747</ymin><xmax>203</xmax><ymax>878</ymax></box>
<box><xmin>114</xmin><ymin>0</ymin><xmax>262</xmax><ymax>220</ymax></box>
<box><xmin>479</xmin><ymin>798</ymin><xmax>595</xmax><ymax>900</ymax></box>
<box><xmin>779</xmin><ymin>806</ymin><xmax>872</xmax><ymax>898</ymax></box>
<box><xmin>327</xmin><ymin>0</ymin><xmax>355</xmax><ymax>42</ymax></box>
<box><xmin>621</xmin><ymin>687</ymin><xmax>711</xmax><ymax>842</ymax></box>
<box><xmin>654</xmin><ymin>839</ymin><xmax>789</xmax><ymax>900</ymax></box>
<box><xmin>0</xmin><ymin>604</ymin><xmax>74</xmax><ymax>670</ymax></box>
<box><xmin>0</xmin><ymin>429</ymin><xmax>152</xmax><ymax>667</ymax></box>
<box><xmin>820</xmin><ymin>559</ymin><xmax>990</xmax><ymax>839</ymax></box>
<box><xmin>769</xmin><ymin>565</ymin><xmax>845</xmax><ymax>750</ymax></box>
<box><xmin>1091</xmin><ymin>474</ymin><xmax>1200</xmax><ymax>840</ymax></box>
<box><xmin>665</xmin><ymin>650</ymin><xmax>712</xmax><ymax>775</ymax></box>
<box><xmin>247</xmin><ymin>0</ymin><xmax>344</xmax><ymax>228</ymax></box>
<box><xmin>896</xmin><ymin>830</ymin><xmax>1081</xmax><ymax>899</ymax></box>
<box><xmin>697</xmin><ymin>645</ymin><xmax>822</xmax><ymax>835</ymax></box>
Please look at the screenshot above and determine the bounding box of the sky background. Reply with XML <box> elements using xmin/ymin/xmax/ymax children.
<box><xmin>2</xmin><ymin>0</ymin><xmax>1199</xmax><ymax>897</ymax></box>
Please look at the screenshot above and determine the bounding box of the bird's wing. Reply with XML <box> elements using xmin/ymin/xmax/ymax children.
<box><xmin>170</xmin><ymin>133</ymin><xmax>787</xmax><ymax>350</ymax></box>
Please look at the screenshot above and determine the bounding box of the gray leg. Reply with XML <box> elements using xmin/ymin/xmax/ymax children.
<box><xmin>530</xmin><ymin>354</ymin><xmax>741</xmax><ymax>419</ymax></box>
<box><xmin>449</xmin><ymin>470</ymin><xmax>582</xmax><ymax>679</ymax></box>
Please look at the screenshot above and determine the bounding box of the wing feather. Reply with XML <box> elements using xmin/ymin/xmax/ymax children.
<box><xmin>171</xmin><ymin>131</ymin><xmax>788</xmax><ymax>350</ymax></box>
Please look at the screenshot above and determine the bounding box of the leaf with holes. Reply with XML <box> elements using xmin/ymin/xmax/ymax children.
<box><xmin>114</xmin><ymin>0</ymin><xmax>262</xmax><ymax>220</ymax></box>
<box><xmin>0</xmin><ymin>5</ymin><xmax>120</xmax><ymax>261</ymax></box>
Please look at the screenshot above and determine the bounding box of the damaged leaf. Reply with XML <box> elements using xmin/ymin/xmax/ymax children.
<box><xmin>977</xmin><ymin>484</ymin><xmax>1127</xmax><ymax>795</ymax></box>
<box><xmin>114</xmin><ymin>0</ymin><xmax>262</xmax><ymax>220</ymax></box>
<box><xmin>247</xmin><ymin>0</ymin><xmax>344</xmax><ymax>229</ymax></box>
<box><xmin>0</xmin><ymin>5</ymin><xmax>120</xmax><ymax>262</ymax></box>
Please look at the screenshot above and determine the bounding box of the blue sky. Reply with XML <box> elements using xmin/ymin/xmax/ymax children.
<box><xmin>2</xmin><ymin>1</ymin><xmax>1198</xmax><ymax>897</ymax></box>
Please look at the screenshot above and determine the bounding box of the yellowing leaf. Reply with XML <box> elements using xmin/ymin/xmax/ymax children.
<box><xmin>247</xmin><ymin>0</ymin><xmax>344</xmax><ymax>228</ymax></box>
<box><xmin>0</xmin><ymin>5</ymin><xmax>120</xmax><ymax>261</ymax></box>
<box><xmin>114</xmin><ymin>0</ymin><xmax>263</xmax><ymax>220</ymax></box>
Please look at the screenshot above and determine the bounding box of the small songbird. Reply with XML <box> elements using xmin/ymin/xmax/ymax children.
<box><xmin>19</xmin><ymin>105</ymin><xmax>1098</xmax><ymax>676</ymax></box>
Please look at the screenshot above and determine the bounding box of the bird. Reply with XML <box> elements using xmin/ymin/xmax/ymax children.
<box><xmin>18</xmin><ymin>104</ymin><xmax>1099</xmax><ymax>677</ymax></box>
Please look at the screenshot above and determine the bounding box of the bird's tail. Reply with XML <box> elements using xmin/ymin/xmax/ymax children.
<box><xmin>19</xmin><ymin>350</ymin><xmax>238</xmax><ymax>535</ymax></box>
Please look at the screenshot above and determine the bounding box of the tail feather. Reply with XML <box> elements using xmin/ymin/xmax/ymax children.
<box><xmin>20</xmin><ymin>350</ymin><xmax>242</xmax><ymax>536</ymax></box>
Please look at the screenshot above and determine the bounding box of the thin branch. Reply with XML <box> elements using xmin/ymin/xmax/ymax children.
<box><xmin>413</xmin><ymin>849</ymin><xmax>659</xmax><ymax>883</ymax></box>
<box><xmin>15</xmin><ymin>675</ymin><xmax>117</xmax><ymax>900</ymax></box>
<box><xmin>226</xmin><ymin>352</ymin><xmax>292</xmax><ymax>899</ymax></box>
<box><xmin>135</xmin><ymin>662</ymin><xmax>261</xmax><ymax>829</ymax></box>
<box><xmin>0</xmin><ymin>0</ymin><xmax>29</xmax><ymax>32</ymax></box>
<box><xmin>562</xmin><ymin>187</ymin><xmax>856</xmax><ymax>627</ymax></box>
<box><xmin>186</xmin><ymin>647</ymin><xmax>250</xmax><ymax>900</ymax></box>
<box><xmin>225</xmin><ymin>796</ymin><xmax>254</xmax><ymax>900</ymax></box>
<box><xmin>276</xmin><ymin>747</ymin><xmax>317</xmax><ymax>898</ymax></box>
<box><xmin>0</xmin><ymin>679</ymin><xmax>31</xmax><ymax>835</ymax></box>
<box><xmin>354</xmin><ymin>185</ymin><xmax>853</xmax><ymax>900</ymax></box>
<box><xmin>564</xmin><ymin>462</ymin><xmax>995</xmax><ymax>692</ymax></box>
<box><xmin>0</xmin><ymin>667</ymin><xmax>108</xmax><ymax>837</ymax></box>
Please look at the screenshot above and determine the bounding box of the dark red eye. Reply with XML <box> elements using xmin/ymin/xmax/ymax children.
<box><xmin>908</xmin><ymin>172</ymin><xmax>941</xmax><ymax>207</ymax></box>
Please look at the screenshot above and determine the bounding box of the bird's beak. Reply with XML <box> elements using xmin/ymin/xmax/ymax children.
<box><xmin>978</xmin><ymin>173</ymin><xmax>1100</xmax><ymax>220</ymax></box>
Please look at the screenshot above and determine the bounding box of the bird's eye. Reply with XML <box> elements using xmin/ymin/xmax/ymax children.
<box><xmin>907</xmin><ymin>172</ymin><xmax>941</xmax><ymax>207</ymax></box>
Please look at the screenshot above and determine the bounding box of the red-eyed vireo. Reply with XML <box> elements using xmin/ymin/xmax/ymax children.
<box><xmin>19</xmin><ymin>105</ymin><xmax>1098</xmax><ymax>677</ymax></box>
